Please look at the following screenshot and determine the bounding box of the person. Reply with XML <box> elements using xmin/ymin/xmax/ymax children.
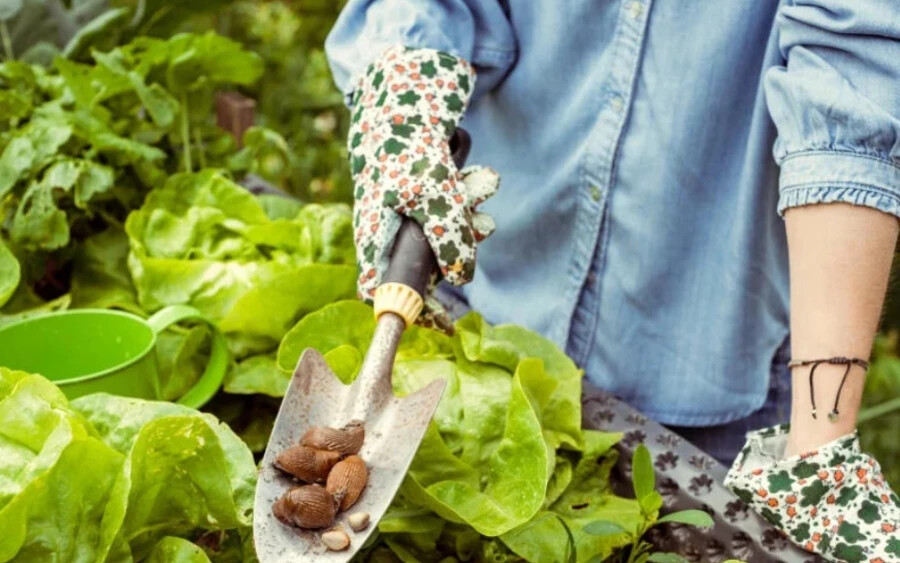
<box><xmin>325</xmin><ymin>1</ymin><xmax>900</xmax><ymax>559</ymax></box>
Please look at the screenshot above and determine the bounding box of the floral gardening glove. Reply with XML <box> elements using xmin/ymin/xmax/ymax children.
<box><xmin>348</xmin><ymin>46</ymin><xmax>499</xmax><ymax>327</ymax></box>
<box><xmin>725</xmin><ymin>425</ymin><xmax>900</xmax><ymax>562</ymax></box>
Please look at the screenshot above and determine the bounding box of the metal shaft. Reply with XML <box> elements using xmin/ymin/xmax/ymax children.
<box><xmin>342</xmin><ymin>312</ymin><xmax>406</xmax><ymax>421</ymax></box>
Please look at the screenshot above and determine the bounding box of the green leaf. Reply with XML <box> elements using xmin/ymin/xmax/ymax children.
<box><xmin>257</xmin><ymin>195</ymin><xmax>303</xmax><ymax>221</ymax></box>
<box><xmin>224</xmin><ymin>353</ymin><xmax>287</xmax><ymax>397</ymax></box>
<box><xmin>500</xmin><ymin>431</ymin><xmax>640</xmax><ymax>562</ymax></box>
<box><xmin>647</xmin><ymin>553</ymin><xmax>690</xmax><ymax>563</ymax></box>
<box><xmin>0</xmin><ymin>90</ymin><xmax>31</xmax><ymax>121</ymax></box>
<box><xmin>640</xmin><ymin>491</ymin><xmax>664</xmax><ymax>516</ymax></box>
<box><xmin>583</xmin><ymin>520</ymin><xmax>629</xmax><ymax>537</ymax></box>
<box><xmin>655</xmin><ymin>509</ymin><xmax>714</xmax><ymax>528</ymax></box>
<box><xmin>146</xmin><ymin>537</ymin><xmax>212</xmax><ymax>563</ymax></box>
<box><xmin>557</xmin><ymin>515</ymin><xmax>577</xmax><ymax>563</ymax></box>
<box><xmin>10</xmin><ymin>180</ymin><xmax>70</xmax><ymax>250</ymax></box>
<box><xmin>73</xmin><ymin>160</ymin><xmax>114</xmax><ymax>207</ymax></box>
<box><xmin>126</xmin><ymin>171</ymin><xmax>355</xmax><ymax>352</ymax></box>
<box><xmin>632</xmin><ymin>444</ymin><xmax>655</xmax><ymax>503</ymax></box>
<box><xmin>71</xmin><ymin>394</ymin><xmax>256</xmax><ymax>559</ymax></box>
<box><xmin>0</xmin><ymin>0</ymin><xmax>23</xmax><ymax>21</ymax></box>
<box><xmin>62</xmin><ymin>7</ymin><xmax>130</xmax><ymax>59</ymax></box>
<box><xmin>0</xmin><ymin>136</ymin><xmax>34</xmax><ymax>198</ymax></box>
<box><xmin>165</xmin><ymin>32</ymin><xmax>263</xmax><ymax>94</ymax></box>
<box><xmin>276</xmin><ymin>300</ymin><xmax>375</xmax><ymax>373</ymax></box>
<box><xmin>155</xmin><ymin>324</ymin><xmax>211</xmax><ymax>401</ymax></box>
<box><xmin>0</xmin><ymin>238</ymin><xmax>21</xmax><ymax>308</ymax></box>
<box><xmin>0</xmin><ymin>369</ymin><xmax>255</xmax><ymax>562</ymax></box>
<box><xmin>70</xmin><ymin>227</ymin><xmax>140</xmax><ymax>313</ymax></box>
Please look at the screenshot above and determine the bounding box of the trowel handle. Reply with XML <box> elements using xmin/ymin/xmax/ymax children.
<box><xmin>375</xmin><ymin>128</ymin><xmax>471</xmax><ymax>326</ymax></box>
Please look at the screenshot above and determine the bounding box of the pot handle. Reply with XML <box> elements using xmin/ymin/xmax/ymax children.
<box><xmin>147</xmin><ymin>304</ymin><xmax>228</xmax><ymax>409</ymax></box>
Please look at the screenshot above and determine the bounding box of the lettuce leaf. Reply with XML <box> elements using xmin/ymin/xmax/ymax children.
<box><xmin>271</xmin><ymin>301</ymin><xmax>649</xmax><ymax>559</ymax></box>
<box><xmin>0</xmin><ymin>368</ymin><xmax>255</xmax><ymax>563</ymax></box>
<box><xmin>125</xmin><ymin>170</ymin><xmax>356</xmax><ymax>359</ymax></box>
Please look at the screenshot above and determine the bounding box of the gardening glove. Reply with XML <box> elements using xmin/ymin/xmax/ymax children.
<box><xmin>725</xmin><ymin>424</ymin><xmax>900</xmax><ymax>562</ymax></box>
<box><xmin>348</xmin><ymin>45</ymin><xmax>499</xmax><ymax>329</ymax></box>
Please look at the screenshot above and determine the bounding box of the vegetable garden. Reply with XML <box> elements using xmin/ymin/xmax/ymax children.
<box><xmin>0</xmin><ymin>1</ymin><xmax>897</xmax><ymax>562</ymax></box>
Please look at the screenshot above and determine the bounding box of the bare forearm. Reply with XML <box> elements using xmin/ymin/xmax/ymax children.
<box><xmin>784</xmin><ymin>203</ymin><xmax>898</xmax><ymax>455</ymax></box>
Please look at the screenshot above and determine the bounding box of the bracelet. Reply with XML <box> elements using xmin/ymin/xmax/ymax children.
<box><xmin>787</xmin><ymin>357</ymin><xmax>869</xmax><ymax>422</ymax></box>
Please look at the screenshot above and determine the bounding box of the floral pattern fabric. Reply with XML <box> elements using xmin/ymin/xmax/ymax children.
<box><xmin>348</xmin><ymin>45</ymin><xmax>498</xmax><ymax>316</ymax></box>
<box><xmin>725</xmin><ymin>425</ymin><xmax>900</xmax><ymax>562</ymax></box>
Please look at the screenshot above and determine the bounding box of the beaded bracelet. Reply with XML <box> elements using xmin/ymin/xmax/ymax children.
<box><xmin>787</xmin><ymin>357</ymin><xmax>869</xmax><ymax>422</ymax></box>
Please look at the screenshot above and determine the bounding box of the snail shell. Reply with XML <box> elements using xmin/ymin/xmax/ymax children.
<box><xmin>322</xmin><ymin>528</ymin><xmax>351</xmax><ymax>551</ymax></box>
<box><xmin>347</xmin><ymin>512</ymin><xmax>370</xmax><ymax>532</ymax></box>
<box><xmin>326</xmin><ymin>455</ymin><xmax>368</xmax><ymax>511</ymax></box>
<box><xmin>272</xmin><ymin>484</ymin><xmax>338</xmax><ymax>529</ymax></box>
<box><xmin>274</xmin><ymin>445</ymin><xmax>340</xmax><ymax>483</ymax></box>
<box><xmin>301</xmin><ymin>420</ymin><xmax>365</xmax><ymax>455</ymax></box>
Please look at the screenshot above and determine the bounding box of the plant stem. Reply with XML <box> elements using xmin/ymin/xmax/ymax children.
<box><xmin>194</xmin><ymin>125</ymin><xmax>206</xmax><ymax>169</ymax></box>
<box><xmin>858</xmin><ymin>396</ymin><xmax>900</xmax><ymax>423</ymax></box>
<box><xmin>180</xmin><ymin>94</ymin><xmax>192</xmax><ymax>173</ymax></box>
<box><xmin>0</xmin><ymin>21</ymin><xmax>14</xmax><ymax>60</ymax></box>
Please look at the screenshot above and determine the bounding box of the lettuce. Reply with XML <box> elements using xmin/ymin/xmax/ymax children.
<box><xmin>124</xmin><ymin>170</ymin><xmax>357</xmax><ymax>396</ymax></box>
<box><xmin>273</xmin><ymin>301</ymin><xmax>648</xmax><ymax>562</ymax></box>
<box><xmin>125</xmin><ymin>170</ymin><xmax>355</xmax><ymax>342</ymax></box>
<box><xmin>0</xmin><ymin>367</ymin><xmax>255</xmax><ymax>563</ymax></box>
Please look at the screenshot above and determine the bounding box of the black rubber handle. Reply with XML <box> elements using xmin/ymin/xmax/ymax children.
<box><xmin>382</xmin><ymin>128</ymin><xmax>471</xmax><ymax>296</ymax></box>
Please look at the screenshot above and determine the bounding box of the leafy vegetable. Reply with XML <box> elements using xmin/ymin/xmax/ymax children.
<box><xmin>582</xmin><ymin>444</ymin><xmax>714</xmax><ymax>563</ymax></box>
<box><xmin>0</xmin><ymin>367</ymin><xmax>256</xmax><ymax>562</ymax></box>
<box><xmin>0</xmin><ymin>239</ymin><xmax>19</xmax><ymax>307</ymax></box>
<box><xmin>259</xmin><ymin>300</ymin><xmax>651</xmax><ymax>561</ymax></box>
<box><xmin>124</xmin><ymin>169</ymin><xmax>356</xmax><ymax>362</ymax></box>
<box><xmin>0</xmin><ymin>30</ymin><xmax>289</xmax><ymax>313</ymax></box>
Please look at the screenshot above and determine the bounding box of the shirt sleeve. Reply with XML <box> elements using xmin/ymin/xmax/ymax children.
<box><xmin>765</xmin><ymin>0</ymin><xmax>900</xmax><ymax>218</ymax></box>
<box><xmin>325</xmin><ymin>0</ymin><xmax>517</xmax><ymax>103</ymax></box>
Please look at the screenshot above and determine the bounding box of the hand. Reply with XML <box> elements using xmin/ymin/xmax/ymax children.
<box><xmin>725</xmin><ymin>425</ymin><xmax>900</xmax><ymax>561</ymax></box>
<box><xmin>347</xmin><ymin>46</ymin><xmax>498</xmax><ymax>323</ymax></box>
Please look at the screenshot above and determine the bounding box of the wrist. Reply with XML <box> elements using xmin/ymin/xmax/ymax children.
<box><xmin>785</xmin><ymin>361</ymin><xmax>865</xmax><ymax>456</ymax></box>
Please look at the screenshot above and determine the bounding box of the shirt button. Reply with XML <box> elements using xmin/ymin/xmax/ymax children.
<box><xmin>629</xmin><ymin>1</ymin><xmax>642</xmax><ymax>19</ymax></box>
<box><xmin>590</xmin><ymin>185</ymin><xmax>602</xmax><ymax>202</ymax></box>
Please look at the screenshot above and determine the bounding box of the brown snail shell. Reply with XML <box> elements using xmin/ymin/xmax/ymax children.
<box><xmin>274</xmin><ymin>445</ymin><xmax>340</xmax><ymax>483</ymax></box>
<box><xmin>301</xmin><ymin>420</ymin><xmax>365</xmax><ymax>455</ymax></box>
<box><xmin>272</xmin><ymin>484</ymin><xmax>338</xmax><ymax>529</ymax></box>
<box><xmin>326</xmin><ymin>455</ymin><xmax>368</xmax><ymax>511</ymax></box>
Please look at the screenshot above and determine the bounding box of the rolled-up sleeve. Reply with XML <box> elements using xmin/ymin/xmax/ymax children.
<box><xmin>325</xmin><ymin>0</ymin><xmax>517</xmax><ymax>102</ymax></box>
<box><xmin>765</xmin><ymin>0</ymin><xmax>900</xmax><ymax>218</ymax></box>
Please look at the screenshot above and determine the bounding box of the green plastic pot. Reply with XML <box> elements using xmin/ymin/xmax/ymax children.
<box><xmin>0</xmin><ymin>305</ymin><xmax>227</xmax><ymax>408</ymax></box>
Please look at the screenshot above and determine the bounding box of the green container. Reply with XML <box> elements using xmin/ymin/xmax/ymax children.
<box><xmin>0</xmin><ymin>305</ymin><xmax>227</xmax><ymax>408</ymax></box>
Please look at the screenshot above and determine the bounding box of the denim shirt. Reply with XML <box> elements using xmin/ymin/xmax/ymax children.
<box><xmin>326</xmin><ymin>1</ymin><xmax>900</xmax><ymax>426</ymax></box>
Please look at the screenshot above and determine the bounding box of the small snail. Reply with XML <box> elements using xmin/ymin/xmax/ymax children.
<box><xmin>326</xmin><ymin>455</ymin><xmax>369</xmax><ymax>511</ymax></box>
<box><xmin>347</xmin><ymin>512</ymin><xmax>370</xmax><ymax>532</ymax></box>
<box><xmin>272</xmin><ymin>485</ymin><xmax>338</xmax><ymax>529</ymax></box>
<box><xmin>301</xmin><ymin>420</ymin><xmax>365</xmax><ymax>455</ymax></box>
<box><xmin>322</xmin><ymin>528</ymin><xmax>351</xmax><ymax>551</ymax></box>
<box><xmin>274</xmin><ymin>445</ymin><xmax>340</xmax><ymax>483</ymax></box>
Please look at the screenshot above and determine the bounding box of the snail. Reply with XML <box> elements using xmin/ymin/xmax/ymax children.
<box><xmin>272</xmin><ymin>484</ymin><xmax>339</xmax><ymax>529</ymax></box>
<box><xmin>347</xmin><ymin>512</ymin><xmax>370</xmax><ymax>532</ymax></box>
<box><xmin>274</xmin><ymin>445</ymin><xmax>340</xmax><ymax>483</ymax></box>
<box><xmin>301</xmin><ymin>420</ymin><xmax>365</xmax><ymax>455</ymax></box>
<box><xmin>326</xmin><ymin>455</ymin><xmax>369</xmax><ymax>511</ymax></box>
<box><xmin>322</xmin><ymin>528</ymin><xmax>351</xmax><ymax>551</ymax></box>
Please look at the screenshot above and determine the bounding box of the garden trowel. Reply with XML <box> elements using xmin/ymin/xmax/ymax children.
<box><xmin>253</xmin><ymin>130</ymin><xmax>472</xmax><ymax>562</ymax></box>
